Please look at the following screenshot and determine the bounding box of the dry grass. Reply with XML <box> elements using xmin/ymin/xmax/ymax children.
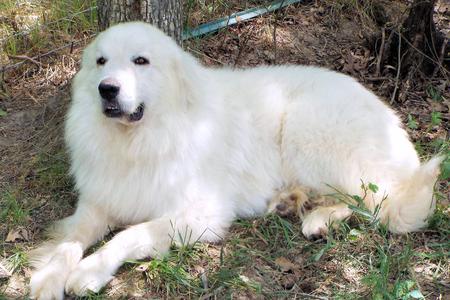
<box><xmin>1</xmin><ymin>0</ymin><xmax>449</xmax><ymax>299</ymax></box>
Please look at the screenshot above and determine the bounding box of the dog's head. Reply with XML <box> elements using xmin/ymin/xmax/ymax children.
<box><xmin>75</xmin><ymin>22</ymin><xmax>195</xmax><ymax>125</ymax></box>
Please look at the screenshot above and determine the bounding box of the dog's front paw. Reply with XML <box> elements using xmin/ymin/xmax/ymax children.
<box><xmin>301</xmin><ymin>208</ymin><xmax>330</xmax><ymax>240</ymax></box>
<box><xmin>30</xmin><ymin>264</ymin><xmax>68</xmax><ymax>300</ymax></box>
<box><xmin>268</xmin><ymin>186</ymin><xmax>312</xmax><ymax>219</ymax></box>
<box><xmin>65</xmin><ymin>255</ymin><xmax>113</xmax><ymax>296</ymax></box>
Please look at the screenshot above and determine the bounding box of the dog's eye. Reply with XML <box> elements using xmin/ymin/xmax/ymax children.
<box><xmin>133</xmin><ymin>57</ymin><xmax>149</xmax><ymax>65</ymax></box>
<box><xmin>97</xmin><ymin>57</ymin><xmax>107</xmax><ymax>66</ymax></box>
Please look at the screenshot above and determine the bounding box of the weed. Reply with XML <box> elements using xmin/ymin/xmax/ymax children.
<box><xmin>0</xmin><ymin>190</ymin><xmax>29</xmax><ymax>226</ymax></box>
<box><xmin>78</xmin><ymin>291</ymin><xmax>107</xmax><ymax>300</ymax></box>
<box><xmin>323</xmin><ymin>0</ymin><xmax>384</xmax><ymax>30</ymax></box>
<box><xmin>362</xmin><ymin>241</ymin><xmax>425</xmax><ymax>299</ymax></box>
<box><xmin>326</xmin><ymin>181</ymin><xmax>385</xmax><ymax>229</ymax></box>
<box><xmin>426</xmin><ymin>85</ymin><xmax>443</xmax><ymax>102</ymax></box>
<box><xmin>1</xmin><ymin>0</ymin><xmax>96</xmax><ymax>64</ymax></box>
<box><xmin>184</xmin><ymin>0</ymin><xmax>230</xmax><ymax>29</ymax></box>
<box><xmin>129</xmin><ymin>242</ymin><xmax>204</xmax><ymax>296</ymax></box>
<box><xmin>0</xmin><ymin>0</ymin><xmax>15</xmax><ymax>11</ymax></box>
<box><xmin>407</xmin><ymin>114</ymin><xmax>419</xmax><ymax>130</ymax></box>
<box><xmin>3</xmin><ymin>249</ymin><xmax>28</xmax><ymax>274</ymax></box>
<box><xmin>47</xmin><ymin>0</ymin><xmax>97</xmax><ymax>35</ymax></box>
<box><xmin>251</xmin><ymin>213</ymin><xmax>298</xmax><ymax>250</ymax></box>
<box><xmin>427</xmin><ymin>206</ymin><xmax>450</xmax><ymax>234</ymax></box>
<box><xmin>34</xmin><ymin>151</ymin><xmax>71</xmax><ymax>192</ymax></box>
<box><xmin>430</xmin><ymin>111</ymin><xmax>442</xmax><ymax>127</ymax></box>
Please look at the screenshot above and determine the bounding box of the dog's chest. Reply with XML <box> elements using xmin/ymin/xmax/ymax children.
<box><xmin>76</xmin><ymin>154</ymin><xmax>192</xmax><ymax>224</ymax></box>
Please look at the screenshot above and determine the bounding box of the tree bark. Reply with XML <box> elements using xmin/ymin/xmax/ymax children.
<box><xmin>97</xmin><ymin>0</ymin><xmax>183</xmax><ymax>45</ymax></box>
<box><xmin>383</xmin><ymin>0</ymin><xmax>443</xmax><ymax>77</ymax></box>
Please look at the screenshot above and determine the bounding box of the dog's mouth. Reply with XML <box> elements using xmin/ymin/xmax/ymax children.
<box><xmin>103</xmin><ymin>101</ymin><xmax>123</xmax><ymax>118</ymax></box>
<box><xmin>128</xmin><ymin>103</ymin><xmax>145</xmax><ymax>122</ymax></box>
<box><xmin>102</xmin><ymin>100</ymin><xmax>145</xmax><ymax>122</ymax></box>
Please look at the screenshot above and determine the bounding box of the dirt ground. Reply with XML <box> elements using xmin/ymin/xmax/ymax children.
<box><xmin>0</xmin><ymin>0</ymin><xmax>449</xmax><ymax>299</ymax></box>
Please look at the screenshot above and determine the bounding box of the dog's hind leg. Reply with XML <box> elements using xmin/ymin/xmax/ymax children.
<box><xmin>29</xmin><ymin>203</ymin><xmax>111</xmax><ymax>300</ymax></box>
<box><xmin>301</xmin><ymin>203</ymin><xmax>352</xmax><ymax>240</ymax></box>
<box><xmin>64</xmin><ymin>206</ymin><xmax>231</xmax><ymax>297</ymax></box>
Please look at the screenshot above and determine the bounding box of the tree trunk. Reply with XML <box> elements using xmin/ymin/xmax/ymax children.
<box><xmin>383</xmin><ymin>0</ymin><xmax>443</xmax><ymax>78</ymax></box>
<box><xmin>97</xmin><ymin>0</ymin><xmax>183</xmax><ymax>45</ymax></box>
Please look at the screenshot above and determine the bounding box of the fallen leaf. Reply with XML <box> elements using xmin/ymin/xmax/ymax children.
<box><xmin>280</xmin><ymin>273</ymin><xmax>296</xmax><ymax>289</ymax></box>
<box><xmin>135</xmin><ymin>263</ymin><xmax>148</xmax><ymax>272</ymax></box>
<box><xmin>0</xmin><ymin>262</ymin><xmax>12</xmax><ymax>279</ymax></box>
<box><xmin>5</xmin><ymin>227</ymin><xmax>29</xmax><ymax>242</ymax></box>
<box><xmin>275</xmin><ymin>256</ymin><xmax>296</xmax><ymax>272</ymax></box>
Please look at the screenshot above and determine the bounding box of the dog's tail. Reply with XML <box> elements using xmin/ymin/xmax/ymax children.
<box><xmin>382</xmin><ymin>156</ymin><xmax>444</xmax><ymax>233</ymax></box>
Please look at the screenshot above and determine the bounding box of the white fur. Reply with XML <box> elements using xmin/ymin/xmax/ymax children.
<box><xmin>29</xmin><ymin>22</ymin><xmax>442</xmax><ymax>299</ymax></box>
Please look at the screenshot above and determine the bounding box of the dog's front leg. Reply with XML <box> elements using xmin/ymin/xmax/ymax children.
<box><xmin>65</xmin><ymin>209</ymin><xmax>229</xmax><ymax>297</ymax></box>
<box><xmin>29</xmin><ymin>203</ymin><xmax>111</xmax><ymax>300</ymax></box>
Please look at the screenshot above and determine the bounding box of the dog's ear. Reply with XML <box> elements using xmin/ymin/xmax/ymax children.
<box><xmin>170</xmin><ymin>50</ymin><xmax>202</xmax><ymax>107</ymax></box>
<box><xmin>80</xmin><ymin>41</ymin><xmax>96</xmax><ymax>69</ymax></box>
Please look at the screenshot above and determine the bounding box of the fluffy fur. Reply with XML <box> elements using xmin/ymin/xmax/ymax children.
<box><xmin>29</xmin><ymin>22</ymin><xmax>443</xmax><ymax>299</ymax></box>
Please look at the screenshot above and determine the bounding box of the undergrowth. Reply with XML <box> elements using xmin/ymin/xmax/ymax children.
<box><xmin>1</xmin><ymin>0</ymin><xmax>96</xmax><ymax>65</ymax></box>
<box><xmin>0</xmin><ymin>0</ymin><xmax>448</xmax><ymax>299</ymax></box>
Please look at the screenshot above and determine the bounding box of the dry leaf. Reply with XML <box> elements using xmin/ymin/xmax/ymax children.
<box><xmin>0</xmin><ymin>262</ymin><xmax>12</xmax><ymax>279</ymax></box>
<box><xmin>135</xmin><ymin>263</ymin><xmax>148</xmax><ymax>272</ymax></box>
<box><xmin>274</xmin><ymin>256</ymin><xmax>296</xmax><ymax>272</ymax></box>
<box><xmin>280</xmin><ymin>273</ymin><xmax>297</xmax><ymax>289</ymax></box>
<box><xmin>5</xmin><ymin>227</ymin><xmax>29</xmax><ymax>242</ymax></box>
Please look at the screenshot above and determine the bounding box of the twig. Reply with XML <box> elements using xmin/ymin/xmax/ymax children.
<box><xmin>272</xmin><ymin>17</ymin><xmax>278</xmax><ymax>64</ymax></box>
<box><xmin>398</xmin><ymin>30</ymin><xmax>449</xmax><ymax>78</ymax></box>
<box><xmin>365</xmin><ymin>76</ymin><xmax>391</xmax><ymax>81</ymax></box>
<box><xmin>8</xmin><ymin>55</ymin><xmax>42</xmax><ymax>67</ymax></box>
<box><xmin>186</xmin><ymin>46</ymin><xmax>225</xmax><ymax>65</ymax></box>
<box><xmin>233</xmin><ymin>25</ymin><xmax>255</xmax><ymax>67</ymax></box>
<box><xmin>432</xmin><ymin>37</ymin><xmax>448</xmax><ymax>77</ymax></box>
<box><xmin>293</xmin><ymin>292</ymin><xmax>328</xmax><ymax>300</ymax></box>
<box><xmin>200</xmin><ymin>286</ymin><xmax>225</xmax><ymax>300</ymax></box>
<box><xmin>0</xmin><ymin>6</ymin><xmax>97</xmax><ymax>43</ymax></box>
<box><xmin>272</xmin><ymin>0</ymin><xmax>286</xmax><ymax>64</ymax></box>
<box><xmin>390</xmin><ymin>29</ymin><xmax>402</xmax><ymax>104</ymax></box>
<box><xmin>375</xmin><ymin>27</ymin><xmax>386</xmax><ymax>77</ymax></box>
<box><xmin>0</xmin><ymin>34</ymin><xmax>95</xmax><ymax>73</ymax></box>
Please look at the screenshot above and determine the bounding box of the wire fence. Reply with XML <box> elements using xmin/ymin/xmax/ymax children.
<box><xmin>0</xmin><ymin>6</ymin><xmax>97</xmax><ymax>44</ymax></box>
<box><xmin>2</xmin><ymin>1</ymin><xmax>446</xmax><ymax>78</ymax></box>
<box><xmin>0</xmin><ymin>2</ymin><xmax>98</xmax><ymax>74</ymax></box>
<box><xmin>0</xmin><ymin>0</ymin><xmax>297</xmax><ymax>75</ymax></box>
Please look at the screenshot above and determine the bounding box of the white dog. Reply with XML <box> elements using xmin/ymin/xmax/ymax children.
<box><xmin>29</xmin><ymin>22</ymin><xmax>443</xmax><ymax>299</ymax></box>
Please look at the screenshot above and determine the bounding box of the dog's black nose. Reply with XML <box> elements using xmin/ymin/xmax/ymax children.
<box><xmin>98</xmin><ymin>79</ymin><xmax>120</xmax><ymax>101</ymax></box>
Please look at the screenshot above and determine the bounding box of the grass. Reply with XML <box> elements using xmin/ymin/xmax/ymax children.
<box><xmin>33</xmin><ymin>151</ymin><xmax>72</xmax><ymax>193</ymax></box>
<box><xmin>3</xmin><ymin>249</ymin><xmax>28</xmax><ymax>275</ymax></box>
<box><xmin>121</xmin><ymin>218</ymin><xmax>286</xmax><ymax>298</ymax></box>
<box><xmin>0</xmin><ymin>0</ymin><xmax>96</xmax><ymax>65</ymax></box>
<box><xmin>0</xmin><ymin>190</ymin><xmax>29</xmax><ymax>226</ymax></box>
<box><xmin>322</xmin><ymin>0</ymin><xmax>387</xmax><ymax>30</ymax></box>
<box><xmin>1</xmin><ymin>144</ymin><xmax>448</xmax><ymax>297</ymax></box>
<box><xmin>0</xmin><ymin>0</ymin><xmax>449</xmax><ymax>299</ymax></box>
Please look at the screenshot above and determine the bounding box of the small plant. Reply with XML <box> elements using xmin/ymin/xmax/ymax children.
<box><xmin>393</xmin><ymin>280</ymin><xmax>424</xmax><ymax>300</ymax></box>
<box><xmin>34</xmin><ymin>151</ymin><xmax>71</xmax><ymax>191</ymax></box>
<box><xmin>4</xmin><ymin>249</ymin><xmax>28</xmax><ymax>274</ymax></box>
<box><xmin>426</xmin><ymin>85</ymin><xmax>443</xmax><ymax>102</ymax></box>
<box><xmin>430</xmin><ymin>111</ymin><xmax>442</xmax><ymax>126</ymax></box>
<box><xmin>407</xmin><ymin>114</ymin><xmax>419</xmax><ymax>130</ymax></box>
<box><xmin>0</xmin><ymin>190</ymin><xmax>29</xmax><ymax>226</ymax></box>
<box><xmin>326</xmin><ymin>181</ymin><xmax>385</xmax><ymax>229</ymax></box>
<box><xmin>362</xmin><ymin>243</ymin><xmax>424</xmax><ymax>299</ymax></box>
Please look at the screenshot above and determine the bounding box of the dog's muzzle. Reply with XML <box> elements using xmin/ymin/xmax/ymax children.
<box><xmin>101</xmin><ymin>100</ymin><xmax>145</xmax><ymax>122</ymax></box>
<box><xmin>98</xmin><ymin>79</ymin><xmax>145</xmax><ymax>122</ymax></box>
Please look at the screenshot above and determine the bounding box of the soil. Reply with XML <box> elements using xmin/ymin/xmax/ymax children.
<box><xmin>0</xmin><ymin>0</ymin><xmax>449</xmax><ymax>298</ymax></box>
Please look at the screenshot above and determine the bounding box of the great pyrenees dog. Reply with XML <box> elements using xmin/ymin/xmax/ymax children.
<box><xmin>29</xmin><ymin>22</ymin><xmax>443</xmax><ymax>299</ymax></box>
